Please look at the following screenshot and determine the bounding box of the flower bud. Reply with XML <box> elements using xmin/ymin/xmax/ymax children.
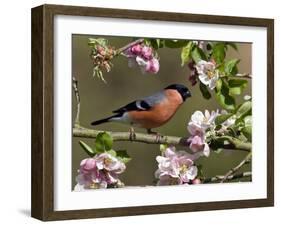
<box><xmin>192</xmin><ymin>178</ymin><xmax>201</xmax><ymax>184</ymax></box>
<box><xmin>131</xmin><ymin>44</ymin><xmax>142</xmax><ymax>55</ymax></box>
<box><xmin>145</xmin><ymin>58</ymin><xmax>160</xmax><ymax>74</ymax></box>
<box><xmin>141</xmin><ymin>46</ymin><xmax>153</xmax><ymax>59</ymax></box>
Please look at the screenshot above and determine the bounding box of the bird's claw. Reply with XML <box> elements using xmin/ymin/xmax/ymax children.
<box><xmin>147</xmin><ymin>129</ymin><xmax>162</xmax><ymax>143</ymax></box>
<box><xmin>129</xmin><ymin>127</ymin><xmax>136</xmax><ymax>141</ymax></box>
<box><xmin>155</xmin><ymin>133</ymin><xmax>161</xmax><ymax>143</ymax></box>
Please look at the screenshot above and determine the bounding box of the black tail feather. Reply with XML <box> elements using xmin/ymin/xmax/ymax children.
<box><xmin>91</xmin><ymin>114</ymin><xmax>121</xmax><ymax>126</ymax></box>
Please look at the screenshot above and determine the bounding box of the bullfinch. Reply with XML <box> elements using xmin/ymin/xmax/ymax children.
<box><xmin>91</xmin><ymin>84</ymin><xmax>191</xmax><ymax>134</ymax></box>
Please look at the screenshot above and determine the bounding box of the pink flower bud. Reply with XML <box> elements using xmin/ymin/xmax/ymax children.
<box><xmin>131</xmin><ymin>44</ymin><xmax>142</xmax><ymax>55</ymax></box>
<box><xmin>145</xmin><ymin>58</ymin><xmax>160</xmax><ymax>74</ymax></box>
<box><xmin>192</xmin><ymin>178</ymin><xmax>201</xmax><ymax>184</ymax></box>
<box><xmin>187</xmin><ymin>135</ymin><xmax>205</xmax><ymax>152</ymax></box>
<box><xmin>141</xmin><ymin>46</ymin><xmax>153</xmax><ymax>59</ymax></box>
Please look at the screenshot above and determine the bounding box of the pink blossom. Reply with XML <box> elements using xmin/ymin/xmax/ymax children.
<box><xmin>195</xmin><ymin>60</ymin><xmax>219</xmax><ymax>90</ymax></box>
<box><xmin>187</xmin><ymin>135</ymin><xmax>204</xmax><ymax>152</ymax></box>
<box><xmin>131</xmin><ymin>44</ymin><xmax>142</xmax><ymax>55</ymax></box>
<box><xmin>136</xmin><ymin>56</ymin><xmax>160</xmax><ymax>74</ymax></box>
<box><xmin>141</xmin><ymin>46</ymin><xmax>153</xmax><ymax>59</ymax></box>
<box><xmin>155</xmin><ymin>147</ymin><xmax>198</xmax><ymax>186</ymax></box>
<box><xmin>187</xmin><ymin>135</ymin><xmax>210</xmax><ymax>157</ymax></box>
<box><xmin>192</xmin><ymin>178</ymin><xmax>201</xmax><ymax>184</ymax></box>
<box><xmin>124</xmin><ymin>43</ymin><xmax>159</xmax><ymax>74</ymax></box>
<box><xmin>145</xmin><ymin>58</ymin><xmax>160</xmax><ymax>74</ymax></box>
<box><xmin>75</xmin><ymin>153</ymin><xmax>126</xmax><ymax>189</ymax></box>
<box><xmin>188</xmin><ymin>110</ymin><xmax>218</xmax><ymax>136</ymax></box>
<box><xmin>187</xmin><ymin>110</ymin><xmax>217</xmax><ymax>157</ymax></box>
<box><xmin>96</xmin><ymin>153</ymin><xmax>126</xmax><ymax>173</ymax></box>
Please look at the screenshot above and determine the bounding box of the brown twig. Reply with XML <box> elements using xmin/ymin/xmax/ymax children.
<box><xmin>235</xmin><ymin>73</ymin><xmax>252</xmax><ymax>79</ymax></box>
<box><xmin>203</xmin><ymin>171</ymin><xmax>252</xmax><ymax>183</ymax></box>
<box><xmin>115</xmin><ymin>38</ymin><xmax>144</xmax><ymax>55</ymax></box>
<box><xmin>72</xmin><ymin>77</ymin><xmax>80</xmax><ymax>127</ymax></box>
<box><xmin>212</xmin><ymin>136</ymin><xmax>252</xmax><ymax>152</ymax></box>
<box><xmin>220</xmin><ymin>152</ymin><xmax>252</xmax><ymax>183</ymax></box>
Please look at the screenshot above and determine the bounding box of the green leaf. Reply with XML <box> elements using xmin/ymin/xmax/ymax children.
<box><xmin>191</xmin><ymin>46</ymin><xmax>207</xmax><ymax>63</ymax></box>
<box><xmin>116</xmin><ymin>150</ymin><xmax>131</xmax><ymax>164</ymax></box>
<box><xmin>215</xmin><ymin>80</ymin><xmax>236</xmax><ymax>110</ymax></box>
<box><xmin>236</xmin><ymin>101</ymin><xmax>252</xmax><ymax>119</ymax></box>
<box><xmin>147</xmin><ymin>38</ymin><xmax>164</xmax><ymax>49</ymax></box>
<box><xmin>225</xmin><ymin>59</ymin><xmax>240</xmax><ymax>75</ymax></box>
<box><xmin>88</xmin><ymin>38</ymin><xmax>107</xmax><ymax>47</ymax></box>
<box><xmin>209</xmin><ymin>137</ymin><xmax>228</xmax><ymax>151</ymax></box>
<box><xmin>106</xmin><ymin>149</ymin><xmax>117</xmax><ymax>157</ymax></box>
<box><xmin>216</xmin><ymin>78</ymin><xmax>223</xmax><ymax>92</ymax></box>
<box><xmin>79</xmin><ymin>140</ymin><xmax>95</xmax><ymax>157</ymax></box>
<box><xmin>216</xmin><ymin>63</ymin><xmax>225</xmax><ymax>73</ymax></box>
<box><xmin>181</xmin><ymin>41</ymin><xmax>194</xmax><ymax>66</ymax></box>
<box><xmin>244</xmin><ymin>115</ymin><xmax>252</xmax><ymax>126</ymax></box>
<box><xmin>229</xmin><ymin>79</ymin><xmax>248</xmax><ymax>88</ymax></box>
<box><xmin>206</xmin><ymin>42</ymin><xmax>213</xmax><ymax>51</ymax></box>
<box><xmin>215</xmin><ymin>124</ymin><xmax>223</xmax><ymax>130</ymax></box>
<box><xmin>212</xmin><ymin>43</ymin><xmax>226</xmax><ymax>64</ymax></box>
<box><xmin>228</xmin><ymin>79</ymin><xmax>248</xmax><ymax>96</ymax></box>
<box><xmin>229</xmin><ymin>87</ymin><xmax>245</xmax><ymax>96</ymax></box>
<box><xmin>215</xmin><ymin>113</ymin><xmax>233</xmax><ymax>125</ymax></box>
<box><xmin>242</xmin><ymin>126</ymin><xmax>252</xmax><ymax>141</ymax></box>
<box><xmin>95</xmin><ymin>132</ymin><xmax>113</xmax><ymax>153</ymax></box>
<box><xmin>160</xmin><ymin>144</ymin><xmax>168</xmax><ymax>153</ymax></box>
<box><xmin>156</xmin><ymin>39</ymin><xmax>164</xmax><ymax>48</ymax></box>
<box><xmin>165</xmin><ymin>40</ymin><xmax>188</xmax><ymax>48</ymax></box>
<box><xmin>199</xmin><ymin>81</ymin><xmax>211</xmax><ymax>99</ymax></box>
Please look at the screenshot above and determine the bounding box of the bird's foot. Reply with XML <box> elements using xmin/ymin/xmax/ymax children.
<box><xmin>147</xmin><ymin>129</ymin><xmax>162</xmax><ymax>143</ymax></box>
<box><xmin>129</xmin><ymin>127</ymin><xmax>136</xmax><ymax>141</ymax></box>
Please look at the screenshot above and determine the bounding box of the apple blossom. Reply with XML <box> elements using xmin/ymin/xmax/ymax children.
<box><xmin>75</xmin><ymin>153</ymin><xmax>125</xmax><ymax>190</ymax></box>
<box><xmin>186</xmin><ymin>110</ymin><xmax>218</xmax><ymax>157</ymax></box>
<box><xmin>155</xmin><ymin>147</ymin><xmax>198</xmax><ymax>186</ymax></box>
<box><xmin>195</xmin><ymin>60</ymin><xmax>219</xmax><ymax>90</ymax></box>
<box><xmin>125</xmin><ymin>43</ymin><xmax>159</xmax><ymax>74</ymax></box>
<box><xmin>188</xmin><ymin>110</ymin><xmax>218</xmax><ymax>136</ymax></box>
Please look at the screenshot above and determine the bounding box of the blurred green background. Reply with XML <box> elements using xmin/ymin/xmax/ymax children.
<box><xmin>72</xmin><ymin>35</ymin><xmax>252</xmax><ymax>188</ymax></box>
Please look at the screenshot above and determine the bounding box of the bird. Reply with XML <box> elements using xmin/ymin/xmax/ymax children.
<box><xmin>91</xmin><ymin>84</ymin><xmax>191</xmax><ymax>137</ymax></box>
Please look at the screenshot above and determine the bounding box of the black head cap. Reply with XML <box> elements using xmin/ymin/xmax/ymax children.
<box><xmin>165</xmin><ymin>84</ymin><xmax>191</xmax><ymax>101</ymax></box>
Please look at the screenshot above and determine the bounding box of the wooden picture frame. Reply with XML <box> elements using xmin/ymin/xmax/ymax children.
<box><xmin>31</xmin><ymin>4</ymin><xmax>274</xmax><ymax>221</ymax></box>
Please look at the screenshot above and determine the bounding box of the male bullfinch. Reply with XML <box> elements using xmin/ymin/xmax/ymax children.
<box><xmin>91</xmin><ymin>84</ymin><xmax>191</xmax><ymax>134</ymax></box>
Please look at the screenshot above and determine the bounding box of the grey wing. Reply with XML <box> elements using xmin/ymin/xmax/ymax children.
<box><xmin>112</xmin><ymin>91</ymin><xmax>165</xmax><ymax>114</ymax></box>
<box><xmin>142</xmin><ymin>91</ymin><xmax>165</xmax><ymax>107</ymax></box>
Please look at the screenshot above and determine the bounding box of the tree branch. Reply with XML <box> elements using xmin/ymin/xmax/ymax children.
<box><xmin>235</xmin><ymin>73</ymin><xmax>252</xmax><ymax>79</ymax></box>
<box><xmin>72</xmin><ymin>77</ymin><xmax>80</xmax><ymax>127</ymax></box>
<box><xmin>220</xmin><ymin>152</ymin><xmax>252</xmax><ymax>183</ymax></box>
<box><xmin>212</xmin><ymin>136</ymin><xmax>252</xmax><ymax>152</ymax></box>
<box><xmin>72</xmin><ymin>78</ymin><xmax>252</xmax><ymax>150</ymax></box>
<box><xmin>73</xmin><ymin>126</ymin><xmax>186</xmax><ymax>146</ymax></box>
<box><xmin>203</xmin><ymin>171</ymin><xmax>252</xmax><ymax>183</ymax></box>
<box><xmin>116</xmin><ymin>38</ymin><xmax>144</xmax><ymax>55</ymax></box>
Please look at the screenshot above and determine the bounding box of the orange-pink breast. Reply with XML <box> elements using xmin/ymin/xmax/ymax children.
<box><xmin>128</xmin><ymin>89</ymin><xmax>183</xmax><ymax>129</ymax></box>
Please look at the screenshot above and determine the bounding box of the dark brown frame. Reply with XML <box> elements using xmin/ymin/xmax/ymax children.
<box><xmin>31</xmin><ymin>4</ymin><xmax>274</xmax><ymax>221</ymax></box>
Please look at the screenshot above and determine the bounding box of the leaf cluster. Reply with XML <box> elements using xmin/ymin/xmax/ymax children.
<box><xmin>79</xmin><ymin>132</ymin><xmax>131</xmax><ymax>164</ymax></box>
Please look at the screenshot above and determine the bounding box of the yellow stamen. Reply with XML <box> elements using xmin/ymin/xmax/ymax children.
<box><xmin>89</xmin><ymin>183</ymin><xmax>100</xmax><ymax>189</ymax></box>
<box><xmin>104</xmin><ymin>158</ymin><xmax>112</xmax><ymax>166</ymax></box>
<box><xmin>207</xmin><ymin>70</ymin><xmax>214</xmax><ymax>79</ymax></box>
<box><xmin>180</xmin><ymin>165</ymin><xmax>188</xmax><ymax>174</ymax></box>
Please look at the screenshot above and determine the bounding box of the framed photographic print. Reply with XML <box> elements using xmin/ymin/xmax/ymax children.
<box><xmin>31</xmin><ymin>4</ymin><xmax>274</xmax><ymax>221</ymax></box>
